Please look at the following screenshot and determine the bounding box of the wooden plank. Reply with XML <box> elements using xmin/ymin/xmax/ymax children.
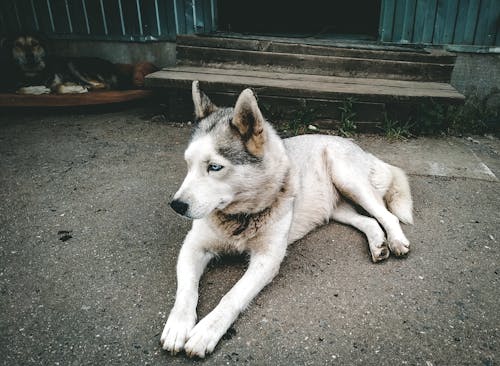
<box><xmin>0</xmin><ymin>90</ymin><xmax>153</xmax><ymax>108</ymax></box>
<box><xmin>177</xmin><ymin>45</ymin><xmax>455</xmax><ymax>82</ymax></box>
<box><xmin>177</xmin><ymin>34</ymin><xmax>456</xmax><ymax>63</ymax></box>
<box><xmin>146</xmin><ymin>68</ymin><xmax>464</xmax><ymax>102</ymax></box>
<box><xmin>205</xmin><ymin>92</ymin><xmax>387</xmax><ymax>121</ymax></box>
<box><xmin>165</xmin><ymin>66</ymin><xmax>460</xmax><ymax>91</ymax></box>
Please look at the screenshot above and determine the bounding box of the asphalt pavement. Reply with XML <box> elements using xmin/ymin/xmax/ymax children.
<box><xmin>0</xmin><ymin>107</ymin><xmax>499</xmax><ymax>366</ymax></box>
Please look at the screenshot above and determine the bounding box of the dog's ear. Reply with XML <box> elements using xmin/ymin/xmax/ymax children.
<box><xmin>192</xmin><ymin>80</ymin><xmax>217</xmax><ymax>120</ymax></box>
<box><xmin>231</xmin><ymin>88</ymin><xmax>265</xmax><ymax>157</ymax></box>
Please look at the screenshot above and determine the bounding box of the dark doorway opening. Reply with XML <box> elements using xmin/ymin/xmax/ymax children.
<box><xmin>217</xmin><ymin>0</ymin><xmax>381</xmax><ymax>39</ymax></box>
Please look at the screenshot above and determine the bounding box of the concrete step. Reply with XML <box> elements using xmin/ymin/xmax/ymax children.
<box><xmin>176</xmin><ymin>35</ymin><xmax>456</xmax><ymax>82</ymax></box>
<box><xmin>145</xmin><ymin>65</ymin><xmax>464</xmax><ymax>129</ymax></box>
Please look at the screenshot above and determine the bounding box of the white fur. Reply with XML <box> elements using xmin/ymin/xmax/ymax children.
<box><xmin>161</xmin><ymin>85</ymin><xmax>413</xmax><ymax>358</ymax></box>
<box><xmin>16</xmin><ymin>85</ymin><xmax>50</xmax><ymax>95</ymax></box>
<box><xmin>173</xmin><ymin>135</ymin><xmax>234</xmax><ymax>218</ymax></box>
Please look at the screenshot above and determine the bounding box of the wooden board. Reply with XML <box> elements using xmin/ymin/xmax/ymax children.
<box><xmin>146</xmin><ymin>66</ymin><xmax>464</xmax><ymax>103</ymax></box>
<box><xmin>177</xmin><ymin>45</ymin><xmax>455</xmax><ymax>82</ymax></box>
<box><xmin>0</xmin><ymin>90</ymin><xmax>153</xmax><ymax>108</ymax></box>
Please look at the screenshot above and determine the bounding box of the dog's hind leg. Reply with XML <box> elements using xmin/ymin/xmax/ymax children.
<box><xmin>325</xmin><ymin>148</ymin><xmax>410</xmax><ymax>257</ymax></box>
<box><xmin>340</xmin><ymin>186</ymin><xmax>409</xmax><ymax>256</ymax></box>
<box><xmin>332</xmin><ymin>201</ymin><xmax>389</xmax><ymax>262</ymax></box>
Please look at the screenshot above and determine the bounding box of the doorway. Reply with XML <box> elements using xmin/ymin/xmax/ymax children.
<box><xmin>217</xmin><ymin>0</ymin><xmax>381</xmax><ymax>40</ymax></box>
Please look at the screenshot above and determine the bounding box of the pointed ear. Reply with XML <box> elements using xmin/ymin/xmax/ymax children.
<box><xmin>231</xmin><ymin>88</ymin><xmax>266</xmax><ymax>157</ymax></box>
<box><xmin>192</xmin><ymin>80</ymin><xmax>217</xmax><ymax>120</ymax></box>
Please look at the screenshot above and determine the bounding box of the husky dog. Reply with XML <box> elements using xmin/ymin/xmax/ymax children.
<box><xmin>161</xmin><ymin>81</ymin><xmax>413</xmax><ymax>358</ymax></box>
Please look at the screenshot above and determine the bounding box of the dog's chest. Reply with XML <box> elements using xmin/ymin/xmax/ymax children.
<box><xmin>207</xmin><ymin>209</ymin><xmax>275</xmax><ymax>253</ymax></box>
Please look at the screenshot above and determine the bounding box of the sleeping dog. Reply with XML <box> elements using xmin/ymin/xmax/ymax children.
<box><xmin>0</xmin><ymin>33</ymin><xmax>157</xmax><ymax>94</ymax></box>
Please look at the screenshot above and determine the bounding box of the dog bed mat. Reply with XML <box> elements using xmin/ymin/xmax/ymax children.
<box><xmin>0</xmin><ymin>90</ymin><xmax>153</xmax><ymax>107</ymax></box>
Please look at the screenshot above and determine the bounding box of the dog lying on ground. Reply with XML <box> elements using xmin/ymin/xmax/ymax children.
<box><xmin>0</xmin><ymin>33</ymin><xmax>157</xmax><ymax>94</ymax></box>
<box><xmin>161</xmin><ymin>81</ymin><xmax>413</xmax><ymax>357</ymax></box>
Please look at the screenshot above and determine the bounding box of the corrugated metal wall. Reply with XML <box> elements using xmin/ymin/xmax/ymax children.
<box><xmin>2</xmin><ymin>0</ymin><xmax>498</xmax><ymax>47</ymax></box>
<box><xmin>380</xmin><ymin>0</ymin><xmax>500</xmax><ymax>46</ymax></box>
<box><xmin>0</xmin><ymin>0</ymin><xmax>217</xmax><ymax>41</ymax></box>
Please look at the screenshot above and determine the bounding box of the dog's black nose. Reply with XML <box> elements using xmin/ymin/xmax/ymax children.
<box><xmin>170</xmin><ymin>199</ymin><xmax>189</xmax><ymax>216</ymax></box>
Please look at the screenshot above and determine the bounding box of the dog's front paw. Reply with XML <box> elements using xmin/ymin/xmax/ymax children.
<box><xmin>370</xmin><ymin>241</ymin><xmax>390</xmax><ymax>262</ymax></box>
<box><xmin>367</xmin><ymin>230</ymin><xmax>389</xmax><ymax>262</ymax></box>
<box><xmin>160</xmin><ymin>313</ymin><xmax>196</xmax><ymax>355</ymax></box>
<box><xmin>184</xmin><ymin>314</ymin><xmax>227</xmax><ymax>358</ymax></box>
<box><xmin>16</xmin><ymin>86</ymin><xmax>51</xmax><ymax>95</ymax></box>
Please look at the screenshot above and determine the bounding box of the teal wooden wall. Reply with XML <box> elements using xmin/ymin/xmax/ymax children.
<box><xmin>380</xmin><ymin>0</ymin><xmax>500</xmax><ymax>46</ymax></box>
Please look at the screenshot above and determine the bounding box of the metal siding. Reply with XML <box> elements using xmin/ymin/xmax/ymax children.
<box><xmin>422</xmin><ymin>0</ymin><xmax>438</xmax><ymax>43</ymax></box>
<box><xmin>453</xmin><ymin>0</ymin><xmax>476</xmax><ymax>44</ymax></box>
<box><xmin>67</xmin><ymin>0</ymin><xmax>88</xmax><ymax>35</ymax></box>
<box><xmin>0</xmin><ymin>0</ymin><xmax>214</xmax><ymax>41</ymax></box>
<box><xmin>441</xmin><ymin>0</ymin><xmax>459</xmax><ymax>43</ymax></box>
<box><xmin>474</xmin><ymin>0</ymin><xmax>499</xmax><ymax>45</ymax></box>
<box><xmin>401</xmin><ymin>0</ymin><xmax>417</xmax><ymax>43</ymax></box>
<box><xmin>392</xmin><ymin>1</ymin><xmax>407</xmax><ymax>42</ymax></box>
<box><xmin>380</xmin><ymin>0</ymin><xmax>500</xmax><ymax>46</ymax></box>
<box><xmin>379</xmin><ymin>0</ymin><xmax>396</xmax><ymax>41</ymax></box>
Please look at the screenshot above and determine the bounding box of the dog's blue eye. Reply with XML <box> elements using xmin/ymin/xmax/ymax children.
<box><xmin>208</xmin><ymin>163</ymin><xmax>224</xmax><ymax>172</ymax></box>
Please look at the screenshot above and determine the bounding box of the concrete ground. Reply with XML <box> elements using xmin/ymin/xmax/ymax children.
<box><xmin>0</xmin><ymin>107</ymin><xmax>499</xmax><ymax>366</ymax></box>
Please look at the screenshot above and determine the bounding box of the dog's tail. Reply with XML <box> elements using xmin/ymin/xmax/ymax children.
<box><xmin>385</xmin><ymin>165</ymin><xmax>413</xmax><ymax>225</ymax></box>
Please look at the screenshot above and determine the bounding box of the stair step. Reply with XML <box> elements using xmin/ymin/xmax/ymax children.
<box><xmin>146</xmin><ymin>66</ymin><xmax>464</xmax><ymax>103</ymax></box>
<box><xmin>177</xmin><ymin>34</ymin><xmax>456</xmax><ymax>64</ymax></box>
<box><xmin>176</xmin><ymin>34</ymin><xmax>456</xmax><ymax>83</ymax></box>
<box><xmin>177</xmin><ymin>45</ymin><xmax>454</xmax><ymax>82</ymax></box>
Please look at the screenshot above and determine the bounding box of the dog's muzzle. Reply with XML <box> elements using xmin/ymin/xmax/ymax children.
<box><xmin>170</xmin><ymin>199</ymin><xmax>189</xmax><ymax>216</ymax></box>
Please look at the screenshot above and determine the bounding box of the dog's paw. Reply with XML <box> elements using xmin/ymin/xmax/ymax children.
<box><xmin>370</xmin><ymin>241</ymin><xmax>390</xmax><ymax>262</ymax></box>
<box><xmin>16</xmin><ymin>86</ymin><xmax>51</xmax><ymax>95</ymax></box>
<box><xmin>160</xmin><ymin>313</ymin><xmax>196</xmax><ymax>355</ymax></box>
<box><xmin>57</xmin><ymin>84</ymin><xmax>88</xmax><ymax>94</ymax></box>
<box><xmin>184</xmin><ymin>315</ymin><xmax>227</xmax><ymax>358</ymax></box>
<box><xmin>388</xmin><ymin>236</ymin><xmax>410</xmax><ymax>256</ymax></box>
<box><xmin>367</xmin><ymin>230</ymin><xmax>389</xmax><ymax>263</ymax></box>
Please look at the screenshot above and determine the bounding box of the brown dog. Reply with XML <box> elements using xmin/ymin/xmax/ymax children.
<box><xmin>0</xmin><ymin>33</ymin><xmax>158</xmax><ymax>94</ymax></box>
